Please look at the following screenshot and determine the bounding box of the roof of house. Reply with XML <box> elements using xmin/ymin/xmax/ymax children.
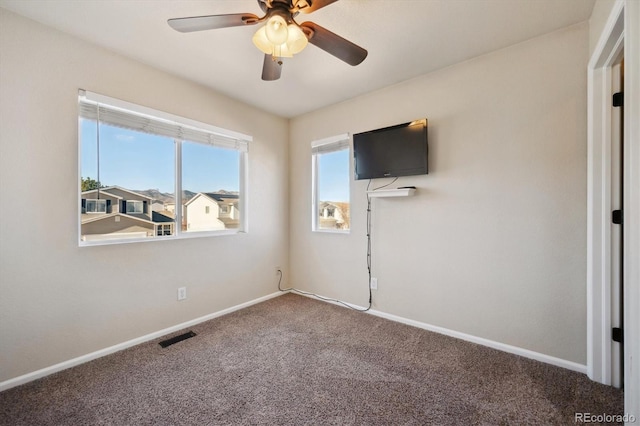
<box><xmin>81</xmin><ymin>189</ymin><xmax>123</xmax><ymax>199</ymax></box>
<box><xmin>320</xmin><ymin>201</ymin><xmax>349</xmax><ymax>212</ymax></box>
<box><xmin>81</xmin><ymin>186</ymin><xmax>153</xmax><ymax>201</ymax></box>
<box><xmin>80</xmin><ymin>212</ymin><xmax>156</xmax><ymax>226</ymax></box>
<box><xmin>152</xmin><ymin>210</ymin><xmax>175</xmax><ymax>223</ymax></box>
<box><xmin>204</xmin><ymin>192</ymin><xmax>239</xmax><ymax>202</ymax></box>
<box><xmin>185</xmin><ymin>192</ymin><xmax>239</xmax><ymax>206</ymax></box>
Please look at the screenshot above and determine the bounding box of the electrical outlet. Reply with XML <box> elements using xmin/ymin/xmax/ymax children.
<box><xmin>370</xmin><ymin>277</ymin><xmax>378</xmax><ymax>290</ymax></box>
<box><xmin>275</xmin><ymin>266</ymin><xmax>282</xmax><ymax>276</ymax></box>
<box><xmin>177</xmin><ymin>287</ymin><xmax>187</xmax><ymax>301</ymax></box>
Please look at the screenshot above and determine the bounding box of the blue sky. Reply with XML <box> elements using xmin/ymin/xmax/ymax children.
<box><xmin>82</xmin><ymin>120</ymin><xmax>350</xmax><ymax>202</ymax></box>
<box><xmin>317</xmin><ymin>149</ymin><xmax>350</xmax><ymax>202</ymax></box>
<box><xmin>81</xmin><ymin>121</ymin><xmax>239</xmax><ymax>193</ymax></box>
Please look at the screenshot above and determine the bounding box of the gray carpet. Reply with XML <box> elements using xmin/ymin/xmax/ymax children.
<box><xmin>0</xmin><ymin>293</ymin><xmax>624</xmax><ymax>425</ymax></box>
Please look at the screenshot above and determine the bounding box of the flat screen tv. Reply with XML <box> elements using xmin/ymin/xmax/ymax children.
<box><xmin>353</xmin><ymin>119</ymin><xmax>428</xmax><ymax>180</ymax></box>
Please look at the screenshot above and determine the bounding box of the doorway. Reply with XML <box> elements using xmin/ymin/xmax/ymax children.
<box><xmin>586</xmin><ymin>1</ymin><xmax>624</xmax><ymax>388</ymax></box>
<box><xmin>610</xmin><ymin>58</ymin><xmax>624</xmax><ymax>388</ymax></box>
<box><xmin>587</xmin><ymin>0</ymin><xmax>639</xmax><ymax>418</ymax></box>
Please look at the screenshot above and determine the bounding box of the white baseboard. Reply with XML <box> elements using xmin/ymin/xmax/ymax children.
<box><xmin>367</xmin><ymin>309</ymin><xmax>587</xmax><ymax>374</ymax></box>
<box><xmin>295</xmin><ymin>291</ymin><xmax>587</xmax><ymax>375</ymax></box>
<box><xmin>1</xmin><ymin>290</ymin><xmax>587</xmax><ymax>392</ymax></box>
<box><xmin>0</xmin><ymin>291</ymin><xmax>284</xmax><ymax>392</ymax></box>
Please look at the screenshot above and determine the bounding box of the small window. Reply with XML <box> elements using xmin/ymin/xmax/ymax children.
<box><xmin>220</xmin><ymin>205</ymin><xmax>230</xmax><ymax>214</ymax></box>
<box><xmin>205</xmin><ymin>205</ymin><xmax>210</xmax><ymax>214</ymax></box>
<box><xmin>126</xmin><ymin>200</ymin><xmax>144</xmax><ymax>214</ymax></box>
<box><xmin>312</xmin><ymin>134</ymin><xmax>350</xmax><ymax>232</ymax></box>
<box><xmin>156</xmin><ymin>224</ymin><xmax>172</xmax><ymax>236</ymax></box>
<box><xmin>85</xmin><ymin>199</ymin><xmax>107</xmax><ymax>213</ymax></box>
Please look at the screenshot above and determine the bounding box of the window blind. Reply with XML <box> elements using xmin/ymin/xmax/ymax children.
<box><xmin>311</xmin><ymin>133</ymin><xmax>350</xmax><ymax>154</ymax></box>
<box><xmin>78</xmin><ymin>90</ymin><xmax>249</xmax><ymax>152</ymax></box>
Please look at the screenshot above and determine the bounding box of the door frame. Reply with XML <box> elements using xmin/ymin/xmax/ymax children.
<box><xmin>587</xmin><ymin>0</ymin><xmax>639</xmax><ymax>417</ymax></box>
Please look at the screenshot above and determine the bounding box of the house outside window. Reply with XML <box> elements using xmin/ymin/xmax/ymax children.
<box><xmin>78</xmin><ymin>90</ymin><xmax>250</xmax><ymax>245</ymax></box>
<box><xmin>311</xmin><ymin>134</ymin><xmax>350</xmax><ymax>232</ymax></box>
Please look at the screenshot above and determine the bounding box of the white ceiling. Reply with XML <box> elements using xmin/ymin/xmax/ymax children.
<box><xmin>0</xmin><ymin>0</ymin><xmax>595</xmax><ymax>118</ymax></box>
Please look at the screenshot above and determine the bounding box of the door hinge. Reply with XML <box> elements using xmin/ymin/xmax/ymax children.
<box><xmin>613</xmin><ymin>92</ymin><xmax>624</xmax><ymax>107</ymax></box>
<box><xmin>612</xmin><ymin>327</ymin><xmax>623</xmax><ymax>343</ymax></box>
<box><xmin>612</xmin><ymin>210</ymin><xmax>623</xmax><ymax>225</ymax></box>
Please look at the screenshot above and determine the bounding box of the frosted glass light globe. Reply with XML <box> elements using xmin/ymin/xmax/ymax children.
<box><xmin>252</xmin><ymin>26</ymin><xmax>273</xmax><ymax>54</ymax></box>
<box><xmin>286</xmin><ymin>24</ymin><xmax>308</xmax><ymax>55</ymax></box>
<box><xmin>265</xmin><ymin>15</ymin><xmax>288</xmax><ymax>45</ymax></box>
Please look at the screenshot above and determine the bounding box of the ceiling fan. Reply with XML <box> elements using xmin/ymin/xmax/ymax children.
<box><xmin>168</xmin><ymin>0</ymin><xmax>368</xmax><ymax>81</ymax></box>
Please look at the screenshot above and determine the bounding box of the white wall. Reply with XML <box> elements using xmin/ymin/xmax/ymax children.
<box><xmin>289</xmin><ymin>23</ymin><xmax>590</xmax><ymax>364</ymax></box>
<box><xmin>589</xmin><ymin>0</ymin><xmax>618</xmax><ymax>56</ymax></box>
<box><xmin>0</xmin><ymin>9</ymin><xmax>289</xmax><ymax>382</ymax></box>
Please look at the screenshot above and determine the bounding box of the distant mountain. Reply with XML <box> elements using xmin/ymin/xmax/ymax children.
<box><xmin>182</xmin><ymin>190</ymin><xmax>197</xmax><ymax>202</ymax></box>
<box><xmin>134</xmin><ymin>189</ymin><xmax>173</xmax><ymax>203</ymax></box>
<box><xmin>206</xmin><ymin>189</ymin><xmax>239</xmax><ymax>196</ymax></box>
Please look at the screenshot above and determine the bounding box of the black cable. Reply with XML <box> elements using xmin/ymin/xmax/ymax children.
<box><xmin>277</xmin><ymin>269</ymin><xmax>371</xmax><ymax>312</ymax></box>
<box><xmin>371</xmin><ymin>177</ymin><xmax>398</xmax><ymax>191</ymax></box>
<box><xmin>277</xmin><ymin>180</ymin><xmax>374</xmax><ymax>312</ymax></box>
<box><xmin>366</xmin><ymin>180</ymin><xmax>373</xmax><ymax>306</ymax></box>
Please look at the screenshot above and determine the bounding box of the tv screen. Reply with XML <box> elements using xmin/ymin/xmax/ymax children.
<box><xmin>353</xmin><ymin>119</ymin><xmax>428</xmax><ymax>180</ymax></box>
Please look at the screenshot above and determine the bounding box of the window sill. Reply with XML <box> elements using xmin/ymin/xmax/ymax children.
<box><xmin>79</xmin><ymin>229</ymin><xmax>243</xmax><ymax>247</ymax></box>
<box><xmin>312</xmin><ymin>229</ymin><xmax>350</xmax><ymax>234</ymax></box>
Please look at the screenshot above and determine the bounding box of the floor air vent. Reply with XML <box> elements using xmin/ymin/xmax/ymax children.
<box><xmin>159</xmin><ymin>331</ymin><xmax>197</xmax><ymax>348</ymax></box>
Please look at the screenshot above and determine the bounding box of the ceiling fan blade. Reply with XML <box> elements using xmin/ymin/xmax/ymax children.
<box><xmin>300</xmin><ymin>22</ymin><xmax>367</xmax><ymax>66</ymax></box>
<box><xmin>262</xmin><ymin>54</ymin><xmax>283</xmax><ymax>81</ymax></box>
<box><xmin>168</xmin><ymin>13</ymin><xmax>260</xmax><ymax>33</ymax></box>
<box><xmin>297</xmin><ymin>0</ymin><xmax>339</xmax><ymax>14</ymax></box>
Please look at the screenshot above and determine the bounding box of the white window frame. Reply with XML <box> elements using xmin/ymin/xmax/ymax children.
<box><xmin>78</xmin><ymin>90</ymin><xmax>251</xmax><ymax>246</ymax></box>
<box><xmin>311</xmin><ymin>133</ymin><xmax>351</xmax><ymax>233</ymax></box>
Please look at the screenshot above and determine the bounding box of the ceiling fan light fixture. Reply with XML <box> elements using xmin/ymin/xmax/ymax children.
<box><xmin>169</xmin><ymin>0</ymin><xmax>367</xmax><ymax>82</ymax></box>
<box><xmin>273</xmin><ymin>43</ymin><xmax>294</xmax><ymax>58</ymax></box>
<box><xmin>253</xmin><ymin>18</ymin><xmax>308</xmax><ymax>58</ymax></box>
<box><xmin>264</xmin><ymin>15</ymin><xmax>288</xmax><ymax>45</ymax></box>
<box><xmin>252</xmin><ymin>26</ymin><xmax>273</xmax><ymax>54</ymax></box>
<box><xmin>286</xmin><ymin>24</ymin><xmax>308</xmax><ymax>55</ymax></box>
<box><xmin>253</xmin><ymin>27</ymin><xmax>294</xmax><ymax>57</ymax></box>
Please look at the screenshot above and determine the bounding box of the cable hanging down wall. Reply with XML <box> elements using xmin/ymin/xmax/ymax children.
<box><xmin>277</xmin><ymin>268</ymin><xmax>372</xmax><ymax>312</ymax></box>
<box><xmin>277</xmin><ymin>177</ymin><xmax>399</xmax><ymax>312</ymax></box>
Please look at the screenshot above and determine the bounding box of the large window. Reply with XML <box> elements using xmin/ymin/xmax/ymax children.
<box><xmin>78</xmin><ymin>90</ymin><xmax>250</xmax><ymax>245</ymax></box>
<box><xmin>311</xmin><ymin>134</ymin><xmax>351</xmax><ymax>232</ymax></box>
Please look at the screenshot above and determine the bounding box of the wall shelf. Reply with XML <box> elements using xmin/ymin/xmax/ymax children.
<box><xmin>367</xmin><ymin>188</ymin><xmax>416</xmax><ymax>198</ymax></box>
